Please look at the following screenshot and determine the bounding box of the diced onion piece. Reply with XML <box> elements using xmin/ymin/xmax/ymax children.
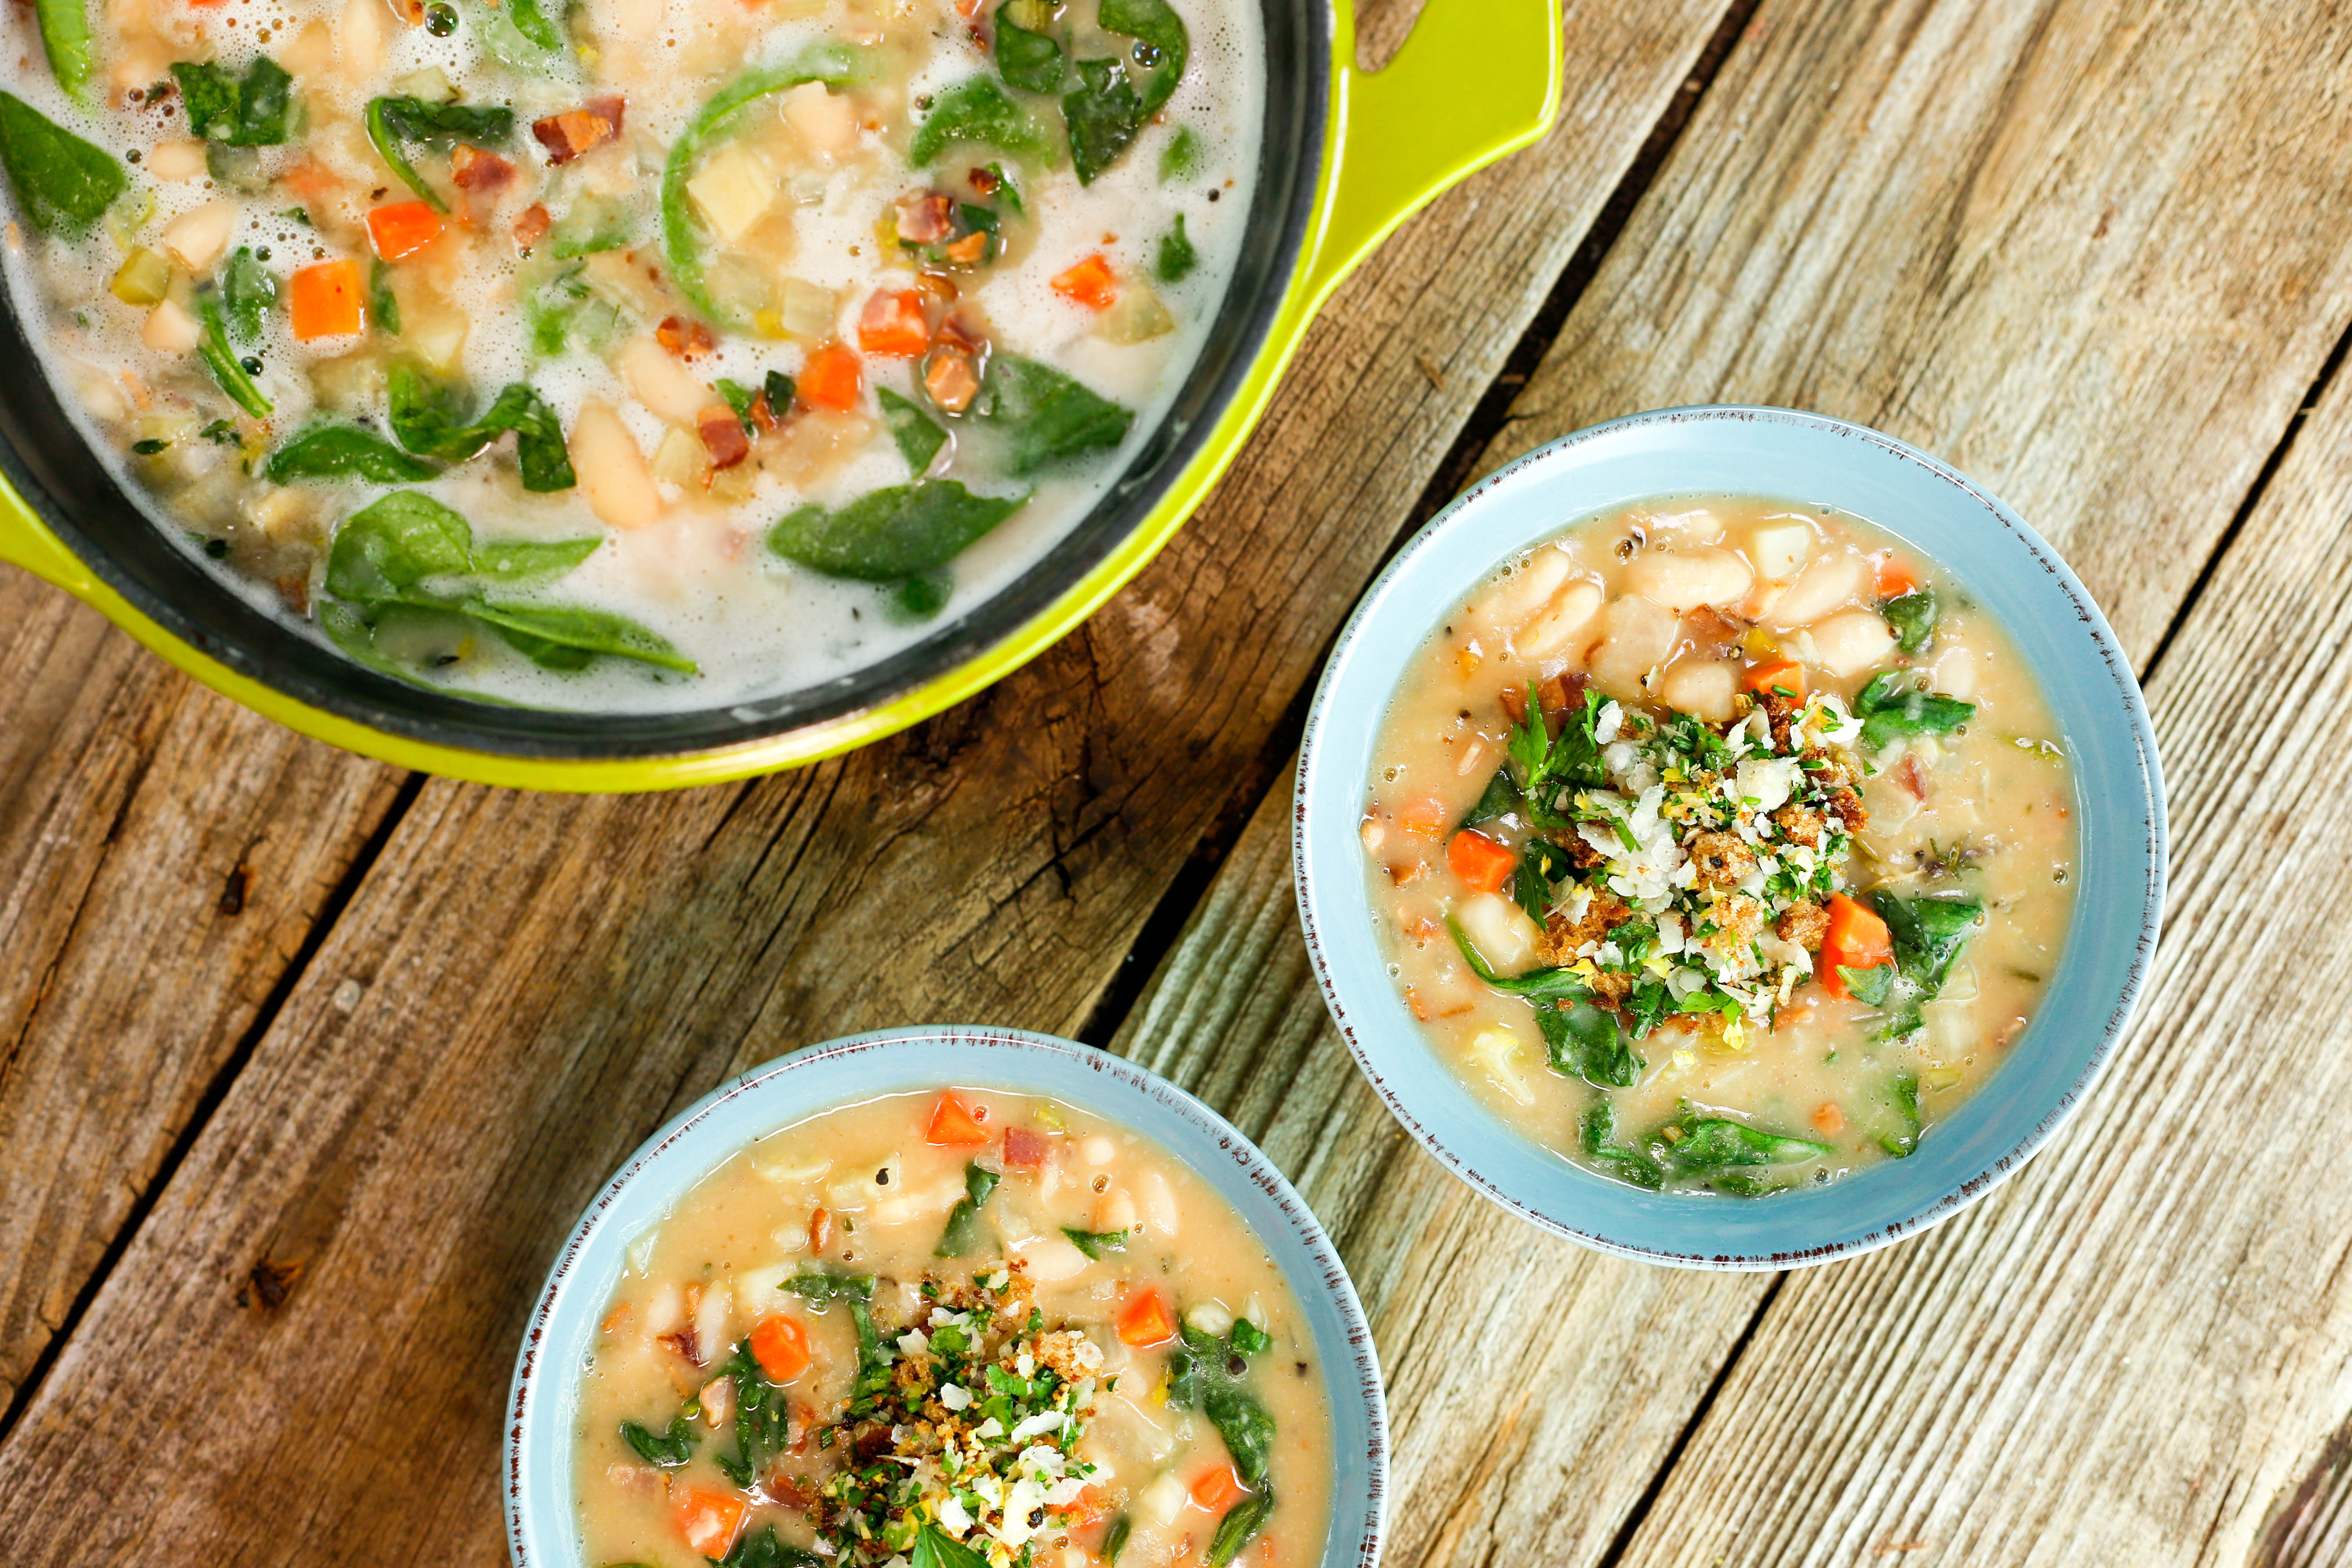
<box><xmin>1094</xmin><ymin>281</ymin><xmax>1175</xmax><ymax>344</ymax></box>
<box><xmin>1139</xmin><ymin>1472</ymin><xmax>1187</xmax><ymax>1526</ymax></box>
<box><xmin>774</xmin><ymin>277</ymin><xmax>838</xmax><ymax>341</ymax></box>
<box><xmin>651</xmin><ymin>424</ymin><xmax>706</xmax><ymax>487</ymax></box>
<box><xmin>110</xmin><ymin>248</ymin><xmax>170</xmax><ymax>306</ymax></box>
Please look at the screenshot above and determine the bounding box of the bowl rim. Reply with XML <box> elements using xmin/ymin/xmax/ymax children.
<box><xmin>1291</xmin><ymin>403</ymin><xmax>2167</xmax><ymax>1270</ymax></box>
<box><xmin>501</xmin><ymin>1025</ymin><xmax>1390</xmax><ymax>1567</ymax></box>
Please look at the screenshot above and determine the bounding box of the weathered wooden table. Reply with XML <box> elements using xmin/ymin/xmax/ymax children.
<box><xmin>6</xmin><ymin>1</ymin><xmax>2352</xmax><ymax>1561</ymax></box>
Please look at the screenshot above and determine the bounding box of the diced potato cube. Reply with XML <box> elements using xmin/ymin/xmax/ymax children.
<box><xmin>1742</xmin><ymin>519</ymin><xmax>1812</xmax><ymax>583</ymax></box>
<box><xmin>406</xmin><ymin>305</ymin><xmax>469</xmax><ymax>377</ymax></box>
<box><xmin>686</xmin><ymin>145</ymin><xmax>775</xmax><ymax>245</ymax></box>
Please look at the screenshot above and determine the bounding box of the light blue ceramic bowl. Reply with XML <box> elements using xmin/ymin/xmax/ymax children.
<box><xmin>1294</xmin><ymin>406</ymin><xmax>2165</xmax><ymax>1269</ymax></box>
<box><xmin>503</xmin><ymin>1027</ymin><xmax>1388</xmax><ymax>1567</ymax></box>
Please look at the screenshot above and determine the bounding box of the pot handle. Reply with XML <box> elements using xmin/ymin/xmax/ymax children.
<box><xmin>0</xmin><ymin>485</ymin><xmax>92</xmax><ymax>596</ymax></box>
<box><xmin>1300</xmin><ymin>0</ymin><xmax>1563</xmax><ymax>308</ymax></box>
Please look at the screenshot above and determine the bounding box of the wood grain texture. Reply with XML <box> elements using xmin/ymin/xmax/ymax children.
<box><xmin>1111</xmin><ymin>777</ymin><xmax>1772</xmax><ymax>1568</ymax></box>
<box><xmin>0</xmin><ymin>3</ymin><xmax>1733</xmax><ymax>1558</ymax></box>
<box><xmin>1486</xmin><ymin>0</ymin><xmax>2352</xmax><ymax>666</ymax></box>
<box><xmin>1610</xmin><ymin>298</ymin><xmax>2352</xmax><ymax>1568</ymax></box>
<box><xmin>0</xmin><ymin>575</ymin><xmax>398</xmax><ymax>1410</ymax></box>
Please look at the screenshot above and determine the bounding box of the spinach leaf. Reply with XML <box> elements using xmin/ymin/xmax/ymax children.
<box><xmin>369</xmin><ymin>258</ymin><xmax>401</xmax><ymax>336</ymax></box>
<box><xmin>1870</xmin><ymin>890</ymin><xmax>1982</xmax><ymax>993</ymax></box>
<box><xmin>910</xmin><ymin>76</ymin><xmax>1051</xmax><ymax>165</ymax></box>
<box><xmin>716</xmin><ymin>1337</ymin><xmax>794</xmax><ymax>1487</ymax></box>
<box><xmin>935</xmin><ymin>1160</ymin><xmax>1002</xmax><ymax>1256</ymax></box>
<box><xmin>993</xmin><ymin>2</ymin><xmax>1065</xmax><ymax>94</ymax></box>
<box><xmin>1061</xmin><ymin>57</ymin><xmax>1144</xmax><ymax>185</ymax></box>
<box><xmin>618</xmin><ymin>1413</ymin><xmax>695</xmax><ymax>1467</ymax></box>
<box><xmin>913</xmin><ymin>1524</ymin><xmax>990</xmax><ymax>1568</ymax></box>
<box><xmin>1579</xmin><ymin>1098</ymin><xmax>1664</xmax><ymax>1189</ymax></box>
<box><xmin>223</xmin><ymin>246</ymin><xmax>279</xmax><ymax>341</ymax></box>
<box><xmin>1836</xmin><ymin>962</ymin><xmax>1895</xmax><ymax>1006</ymax></box>
<box><xmin>780</xmin><ymin>1266</ymin><xmax>876</xmax><ymax>1305</ymax></box>
<box><xmin>195</xmin><ymin>288</ymin><xmax>272</xmax><ymax>416</ymax></box>
<box><xmin>1854</xmin><ymin>670</ymin><xmax>1974</xmax><ymax>751</ymax></box>
<box><xmin>1155</xmin><ymin>213</ymin><xmax>1196</xmax><ymax>283</ymax></box>
<box><xmin>1166</xmin><ymin>1321</ymin><xmax>1274</xmax><ymax>1487</ymax></box>
<box><xmin>1104</xmin><ymin>1517</ymin><xmax>1132</xmax><ymax>1566</ymax></box>
<box><xmin>1880</xmin><ymin>1071</ymin><xmax>1921</xmax><ymax>1158</ymax></box>
<box><xmin>1882</xmin><ymin>586</ymin><xmax>1938</xmax><ymax>654</ymax></box>
<box><xmin>504</xmin><ymin>0</ymin><xmax>565</xmax><ymax>53</ymax></box>
<box><xmin>549</xmin><ymin>194</ymin><xmax>634</xmax><ymax>258</ymax></box>
<box><xmin>1511</xmin><ymin>837</ymin><xmax>1573</xmax><ymax>925</ymax></box>
<box><xmin>1534</xmin><ymin>993</ymin><xmax>1639</xmax><ymax>1089</ymax></box>
<box><xmin>265</xmin><ymin>426</ymin><xmax>439</xmax><ymax>483</ymax></box>
<box><xmin>767</xmin><ymin>480</ymin><xmax>1024</xmax><ymax>581</ymax></box>
<box><xmin>659</xmin><ymin>46</ymin><xmax>869</xmax><ymax>323</ymax></box>
<box><xmin>36</xmin><ymin>0</ymin><xmax>95</xmax><ymax>106</ymax></box>
<box><xmin>467</xmin><ymin>535</ymin><xmax>603</xmax><ymax>585</ymax></box>
<box><xmin>1458</xmin><ymin>767</ymin><xmax>1521</xmax><ymax>830</ymax></box>
<box><xmin>1159</xmin><ymin>124</ymin><xmax>1200</xmax><ymax>182</ymax></box>
<box><xmin>326</xmin><ymin>490</ymin><xmax>473</xmax><ymax>602</ymax></box>
<box><xmin>1207</xmin><ymin>1490</ymin><xmax>1274</xmax><ymax>1568</ymax></box>
<box><xmin>1648</xmin><ymin>1110</ymin><xmax>1830</xmax><ymax>1174</ymax></box>
<box><xmin>715</xmin><ymin>378</ymin><xmax>760</xmax><ymax>434</ymax></box>
<box><xmin>1506</xmin><ymin>685</ymin><xmax>1607</xmax><ymax>827</ymax></box>
<box><xmin>365</xmin><ymin>95</ymin><xmax>515</xmax><ymax>213</ymax></box>
<box><xmin>1097</xmin><ymin>0</ymin><xmax>1187</xmax><ymax>112</ymax></box>
<box><xmin>1446</xmin><ymin>916</ymin><xmax>1591</xmax><ymax>1002</ymax></box>
<box><xmin>467</xmin><ymin>599</ymin><xmax>695</xmax><ymax>673</ymax></box>
<box><xmin>388</xmin><ymin>365</ymin><xmax>575</xmax><ymax>491</ymax></box>
<box><xmin>174</xmin><ymin>57</ymin><xmax>294</xmax><ymax>146</ymax></box>
<box><xmin>973</xmin><ymin>353</ymin><xmax>1133</xmax><ymax>473</ymax></box>
<box><xmin>0</xmin><ymin>92</ymin><xmax>124</xmax><ymax>232</ymax></box>
<box><xmin>878</xmin><ymin>387</ymin><xmax>948</xmax><ymax>472</ymax></box>
<box><xmin>1060</xmin><ymin>1226</ymin><xmax>1129</xmax><ymax>1259</ymax></box>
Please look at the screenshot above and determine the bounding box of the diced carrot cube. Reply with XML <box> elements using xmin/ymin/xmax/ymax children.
<box><xmin>1050</xmin><ymin>252</ymin><xmax>1119</xmax><ymax>311</ymax></box>
<box><xmin>1740</xmin><ymin>658</ymin><xmax>1806</xmax><ymax>701</ymax></box>
<box><xmin>1446</xmin><ymin>829</ymin><xmax>1517</xmax><ymax>895</ymax></box>
<box><xmin>747</xmin><ymin>1313</ymin><xmax>811</xmax><ymax>1384</ymax></box>
<box><xmin>797</xmin><ymin>341</ymin><xmax>863</xmax><ymax>412</ymax></box>
<box><xmin>674</xmin><ymin>1489</ymin><xmax>749</xmax><ymax>1559</ymax></box>
<box><xmin>365</xmin><ymin>200</ymin><xmax>443</xmax><ymax>262</ymax></box>
<box><xmin>857</xmin><ymin>288</ymin><xmax>931</xmax><ymax>358</ymax></box>
<box><xmin>1820</xmin><ymin>893</ymin><xmax>1894</xmax><ymax>999</ymax></box>
<box><xmin>288</xmin><ymin>259</ymin><xmax>365</xmax><ymax>340</ymax></box>
<box><xmin>1188</xmin><ymin>1464</ymin><xmax>1248</xmax><ymax>1513</ymax></box>
<box><xmin>1393</xmin><ymin>798</ymin><xmax>1447</xmax><ymax>837</ymax></box>
<box><xmin>1875</xmin><ymin>556</ymin><xmax>1919</xmax><ymax>599</ymax></box>
<box><xmin>924</xmin><ymin>1090</ymin><xmax>992</xmax><ymax>1147</ymax></box>
<box><xmin>1116</xmin><ymin>1287</ymin><xmax>1177</xmax><ymax>1348</ymax></box>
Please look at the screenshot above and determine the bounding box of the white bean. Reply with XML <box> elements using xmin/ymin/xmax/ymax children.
<box><xmin>1809</xmin><ymin>609</ymin><xmax>1898</xmax><ymax>677</ymax></box>
<box><xmin>1766</xmin><ymin>551</ymin><xmax>1867</xmax><ymax>629</ymax></box>
<box><xmin>1141</xmin><ymin>1171</ymin><xmax>1179</xmax><ymax>1238</ymax></box>
<box><xmin>1657</xmin><ymin>660</ymin><xmax>1738</xmax><ymax>723</ymax></box>
<box><xmin>1585</xmin><ymin>596</ymin><xmax>1678</xmax><ymax>698</ymax></box>
<box><xmin>1931</xmin><ymin>646</ymin><xmax>1977</xmax><ymax>700</ymax></box>
<box><xmin>1079</xmin><ymin>1134</ymin><xmax>1115</xmax><ymax>1165</ymax></box>
<box><xmin>1624</xmin><ymin>546</ymin><xmax>1752</xmax><ymax>611</ymax></box>
<box><xmin>1468</xmin><ymin>547</ymin><xmax>1575</xmax><ymax>637</ymax></box>
<box><xmin>1456</xmin><ymin>891</ymin><xmax>1540</xmax><ymax>969</ymax></box>
<box><xmin>1514</xmin><ymin>578</ymin><xmax>1603</xmax><ymax>660</ymax></box>
<box><xmin>1015</xmin><ymin>1231</ymin><xmax>1090</xmax><ymax>1282</ymax></box>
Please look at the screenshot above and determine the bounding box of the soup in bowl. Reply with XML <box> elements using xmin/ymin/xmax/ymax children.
<box><xmin>505</xmin><ymin>1029</ymin><xmax>1385</xmax><ymax>1568</ymax></box>
<box><xmin>1294</xmin><ymin>408</ymin><xmax>2164</xmax><ymax>1266</ymax></box>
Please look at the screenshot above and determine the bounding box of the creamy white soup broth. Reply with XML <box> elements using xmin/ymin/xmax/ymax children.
<box><xmin>0</xmin><ymin>0</ymin><xmax>1259</xmax><ymax>708</ymax></box>
<box><xmin>573</xmin><ymin>1087</ymin><xmax>1332</xmax><ymax>1568</ymax></box>
<box><xmin>1360</xmin><ymin>496</ymin><xmax>2077</xmax><ymax>1195</ymax></box>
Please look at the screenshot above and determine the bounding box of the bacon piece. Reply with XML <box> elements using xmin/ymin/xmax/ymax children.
<box><xmin>933</xmin><ymin>310</ymin><xmax>988</xmax><ymax>355</ymax></box>
<box><xmin>967</xmin><ymin>165</ymin><xmax>1001</xmax><ymax>199</ymax></box>
<box><xmin>806</xmin><ymin>1206</ymin><xmax>832</xmax><ymax>1252</ymax></box>
<box><xmin>923</xmin><ymin>348</ymin><xmax>979</xmax><ymax>414</ymax></box>
<box><xmin>1896</xmin><ymin>753</ymin><xmax>1929</xmax><ymax>801</ymax></box>
<box><xmin>894</xmin><ymin>190</ymin><xmax>955</xmax><ymax>244</ymax></box>
<box><xmin>658</xmin><ymin>1328</ymin><xmax>703</xmax><ymax>1366</ymax></box>
<box><xmin>657</xmin><ymin>315</ymin><xmax>717</xmax><ymax>361</ymax></box>
<box><xmin>1002</xmin><ymin>1126</ymin><xmax>1051</xmax><ymax>1168</ymax></box>
<box><xmin>698</xmin><ymin>407</ymin><xmax>751</xmax><ymax>469</ymax></box>
<box><xmin>512</xmin><ymin>203</ymin><xmax>551</xmax><ymax>252</ymax></box>
<box><xmin>533</xmin><ymin>100</ymin><xmax>622</xmax><ymax>164</ymax></box>
<box><xmin>451</xmin><ymin>143</ymin><xmax>515</xmax><ymax>193</ymax></box>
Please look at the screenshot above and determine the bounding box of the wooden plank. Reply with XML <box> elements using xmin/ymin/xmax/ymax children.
<box><xmin>1608</xmin><ymin>302</ymin><xmax>2352</xmax><ymax>1567</ymax></box>
<box><xmin>0</xmin><ymin>575</ymin><xmax>399</xmax><ymax>1411</ymax></box>
<box><xmin>0</xmin><ymin>3</ymin><xmax>1733</xmax><ymax>1558</ymax></box>
<box><xmin>1110</xmin><ymin>781</ymin><xmax>1771</xmax><ymax>1568</ymax></box>
<box><xmin>1485</xmin><ymin>0</ymin><xmax>2352</xmax><ymax>666</ymax></box>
